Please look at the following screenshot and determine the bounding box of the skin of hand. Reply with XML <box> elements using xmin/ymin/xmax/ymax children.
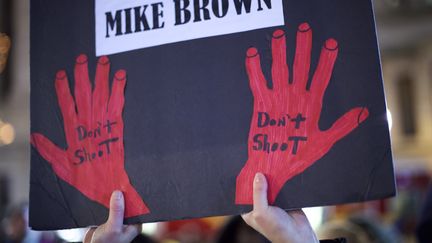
<box><xmin>241</xmin><ymin>173</ymin><xmax>319</xmax><ymax>243</ymax></box>
<box><xmin>83</xmin><ymin>191</ymin><xmax>141</xmax><ymax>243</ymax></box>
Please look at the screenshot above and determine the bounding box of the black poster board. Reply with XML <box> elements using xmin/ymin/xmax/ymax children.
<box><xmin>30</xmin><ymin>0</ymin><xmax>395</xmax><ymax>230</ymax></box>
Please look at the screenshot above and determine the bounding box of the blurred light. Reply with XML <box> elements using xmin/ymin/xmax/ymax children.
<box><xmin>0</xmin><ymin>119</ymin><xmax>15</xmax><ymax>145</ymax></box>
<box><xmin>303</xmin><ymin>207</ymin><xmax>323</xmax><ymax>231</ymax></box>
<box><xmin>56</xmin><ymin>228</ymin><xmax>86</xmax><ymax>242</ymax></box>
<box><xmin>387</xmin><ymin>109</ymin><xmax>393</xmax><ymax>131</ymax></box>
<box><xmin>142</xmin><ymin>222</ymin><xmax>158</xmax><ymax>235</ymax></box>
<box><xmin>384</xmin><ymin>0</ymin><xmax>401</xmax><ymax>7</ymax></box>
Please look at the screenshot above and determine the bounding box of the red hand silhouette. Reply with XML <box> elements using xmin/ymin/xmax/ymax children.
<box><xmin>236</xmin><ymin>23</ymin><xmax>369</xmax><ymax>205</ymax></box>
<box><xmin>31</xmin><ymin>54</ymin><xmax>150</xmax><ymax>217</ymax></box>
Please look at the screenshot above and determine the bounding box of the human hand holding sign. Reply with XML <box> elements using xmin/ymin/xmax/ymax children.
<box><xmin>31</xmin><ymin>54</ymin><xmax>149</xmax><ymax>217</ymax></box>
<box><xmin>242</xmin><ymin>173</ymin><xmax>319</xmax><ymax>243</ymax></box>
<box><xmin>236</xmin><ymin>23</ymin><xmax>369</xmax><ymax>204</ymax></box>
<box><xmin>84</xmin><ymin>191</ymin><xmax>141</xmax><ymax>243</ymax></box>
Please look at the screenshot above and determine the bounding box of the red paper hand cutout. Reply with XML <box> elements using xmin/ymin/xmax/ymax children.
<box><xmin>235</xmin><ymin>23</ymin><xmax>369</xmax><ymax>205</ymax></box>
<box><xmin>31</xmin><ymin>54</ymin><xmax>149</xmax><ymax>217</ymax></box>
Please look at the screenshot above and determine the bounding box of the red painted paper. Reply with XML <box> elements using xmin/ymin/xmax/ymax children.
<box><xmin>31</xmin><ymin>54</ymin><xmax>149</xmax><ymax>217</ymax></box>
<box><xmin>236</xmin><ymin>23</ymin><xmax>369</xmax><ymax>204</ymax></box>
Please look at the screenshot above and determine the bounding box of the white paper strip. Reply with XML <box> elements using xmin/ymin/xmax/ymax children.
<box><xmin>95</xmin><ymin>0</ymin><xmax>284</xmax><ymax>56</ymax></box>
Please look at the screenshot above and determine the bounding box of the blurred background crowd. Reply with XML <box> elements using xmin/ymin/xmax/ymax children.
<box><xmin>1</xmin><ymin>0</ymin><xmax>432</xmax><ymax>242</ymax></box>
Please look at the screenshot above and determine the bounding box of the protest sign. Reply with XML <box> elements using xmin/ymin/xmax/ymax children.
<box><xmin>30</xmin><ymin>0</ymin><xmax>395</xmax><ymax>229</ymax></box>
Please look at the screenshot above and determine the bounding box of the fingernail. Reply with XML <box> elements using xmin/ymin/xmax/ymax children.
<box><xmin>114</xmin><ymin>70</ymin><xmax>126</xmax><ymax>81</ymax></box>
<box><xmin>246</xmin><ymin>47</ymin><xmax>258</xmax><ymax>58</ymax></box>
<box><xmin>98</xmin><ymin>56</ymin><xmax>110</xmax><ymax>65</ymax></box>
<box><xmin>324</xmin><ymin>38</ymin><xmax>338</xmax><ymax>51</ymax></box>
<box><xmin>298</xmin><ymin>22</ymin><xmax>311</xmax><ymax>32</ymax></box>
<box><xmin>254</xmin><ymin>173</ymin><xmax>262</xmax><ymax>183</ymax></box>
<box><xmin>272</xmin><ymin>29</ymin><xmax>285</xmax><ymax>39</ymax></box>
<box><xmin>358</xmin><ymin>107</ymin><xmax>369</xmax><ymax>124</ymax></box>
<box><xmin>56</xmin><ymin>70</ymin><xmax>66</xmax><ymax>80</ymax></box>
<box><xmin>76</xmin><ymin>54</ymin><xmax>88</xmax><ymax>64</ymax></box>
<box><xmin>113</xmin><ymin>190</ymin><xmax>123</xmax><ymax>200</ymax></box>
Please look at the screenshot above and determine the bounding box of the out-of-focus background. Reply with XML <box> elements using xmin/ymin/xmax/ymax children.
<box><xmin>1</xmin><ymin>0</ymin><xmax>432</xmax><ymax>242</ymax></box>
